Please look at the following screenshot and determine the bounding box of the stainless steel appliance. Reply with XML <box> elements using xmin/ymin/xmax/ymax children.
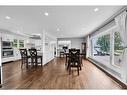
<box><xmin>2</xmin><ymin>41</ymin><xmax>14</xmax><ymax>58</ymax></box>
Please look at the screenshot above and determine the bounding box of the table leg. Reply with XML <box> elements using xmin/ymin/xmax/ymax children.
<box><xmin>65</xmin><ymin>54</ymin><xmax>67</xmax><ymax>65</ymax></box>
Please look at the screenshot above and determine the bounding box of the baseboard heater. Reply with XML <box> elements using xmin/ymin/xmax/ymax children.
<box><xmin>88</xmin><ymin>58</ymin><xmax>127</xmax><ymax>89</ymax></box>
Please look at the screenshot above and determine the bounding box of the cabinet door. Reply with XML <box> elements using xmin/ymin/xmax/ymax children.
<box><xmin>9</xmin><ymin>35</ymin><xmax>14</xmax><ymax>42</ymax></box>
<box><xmin>2</xmin><ymin>33</ymin><xmax>7</xmax><ymax>41</ymax></box>
<box><xmin>2</xmin><ymin>34</ymin><xmax>13</xmax><ymax>42</ymax></box>
<box><xmin>14</xmin><ymin>49</ymin><xmax>21</xmax><ymax>60</ymax></box>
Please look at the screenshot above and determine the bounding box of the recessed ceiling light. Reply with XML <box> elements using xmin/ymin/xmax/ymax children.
<box><xmin>94</xmin><ymin>8</ymin><xmax>99</xmax><ymax>12</ymax></box>
<box><xmin>5</xmin><ymin>16</ymin><xmax>11</xmax><ymax>19</ymax></box>
<box><xmin>44</xmin><ymin>12</ymin><xmax>49</xmax><ymax>16</ymax></box>
<box><xmin>57</xmin><ymin>28</ymin><xmax>60</xmax><ymax>31</ymax></box>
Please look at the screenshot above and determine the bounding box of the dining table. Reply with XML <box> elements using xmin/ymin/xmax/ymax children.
<box><xmin>27</xmin><ymin>50</ymin><xmax>43</xmax><ymax>67</ymax></box>
<box><xmin>64</xmin><ymin>52</ymin><xmax>86</xmax><ymax>68</ymax></box>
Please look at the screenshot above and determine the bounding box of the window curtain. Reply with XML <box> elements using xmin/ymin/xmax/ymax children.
<box><xmin>86</xmin><ymin>35</ymin><xmax>91</xmax><ymax>58</ymax></box>
<box><xmin>115</xmin><ymin>11</ymin><xmax>127</xmax><ymax>83</ymax></box>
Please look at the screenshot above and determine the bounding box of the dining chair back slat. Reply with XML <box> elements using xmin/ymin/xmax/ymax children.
<box><xmin>68</xmin><ymin>49</ymin><xmax>81</xmax><ymax>75</ymax></box>
<box><xmin>19</xmin><ymin>49</ymin><xmax>29</xmax><ymax>68</ymax></box>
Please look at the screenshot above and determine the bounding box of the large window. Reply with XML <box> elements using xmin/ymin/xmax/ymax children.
<box><xmin>114</xmin><ymin>32</ymin><xmax>124</xmax><ymax>67</ymax></box>
<box><xmin>91</xmin><ymin>31</ymin><xmax>124</xmax><ymax>67</ymax></box>
<box><xmin>89</xmin><ymin>12</ymin><xmax>127</xmax><ymax>83</ymax></box>
<box><xmin>91</xmin><ymin>34</ymin><xmax>111</xmax><ymax>64</ymax></box>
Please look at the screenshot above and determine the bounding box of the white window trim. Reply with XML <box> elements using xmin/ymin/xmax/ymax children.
<box><xmin>111</xmin><ymin>30</ymin><xmax>122</xmax><ymax>68</ymax></box>
<box><xmin>90</xmin><ymin>24</ymin><xmax>122</xmax><ymax>69</ymax></box>
<box><xmin>90</xmin><ymin>25</ymin><xmax>117</xmax><ymax>40</ymax></box>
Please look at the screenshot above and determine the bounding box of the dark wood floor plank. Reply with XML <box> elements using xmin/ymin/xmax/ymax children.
<box><xmin>0</xmin><ymin>58</ymin><xmax>121</xmax><ymax>89</ymax></box>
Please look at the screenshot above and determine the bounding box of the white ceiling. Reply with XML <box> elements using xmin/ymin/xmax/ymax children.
<box><xmin>0</xmin><ymin>6</ymin><xmax>123</xmax><ymax>38</ymax></box>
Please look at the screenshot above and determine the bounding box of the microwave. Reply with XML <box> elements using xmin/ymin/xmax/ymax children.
<box><xmin>2</xmin><ymin>41</ymin><xmax>12</xmax><ymax>48</ymax></box>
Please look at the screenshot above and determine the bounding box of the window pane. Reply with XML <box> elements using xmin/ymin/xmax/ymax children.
<box><xmin>114</xmin><ymin>32</ymin><xmax>124</xmax><ymax>67</ymax></box>
<box><xmin>92</xmin><ymin>34</ymin><xmax>110</xmax><ymax>64</ymax></box>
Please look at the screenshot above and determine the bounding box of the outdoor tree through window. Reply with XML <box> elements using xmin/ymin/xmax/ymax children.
<box><xmin>114</xmin><ymin>32</ymin><xmax>124</xmax><ymax>67</ymax></box>
<box><xmin>91</xmin><ymin>34</ymin><xmax>110</xmax><ymax>64</ymax></box>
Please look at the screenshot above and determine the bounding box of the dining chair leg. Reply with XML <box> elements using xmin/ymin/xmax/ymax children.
<box><xmin>65</xmin><ymin>55</ymin><xmax>67</xmax><ymax>65</ymax></box>
<box><xmin>69</xmin><ymin>65</ymin><xmax>71</xmax><ymax>75</ymax></box>
<box><xmin>26</xmin><ymin>59</ymin><xmax>28</xmax><ymax>68</ymax></box>
<box><xmin>67</xmin><ymin>62</ymin><xmax>70</xmax><ymax>70</ymax></box>
<box><xmin>80</xmin><ymin>65</ymin><xmax>81</xmax><ymax>70</ymax></box>
<box><xmin>31</xmin><ymin>59</ymin><xmax>34</xmax><ymax>67</ymax></box>
<box><xmin>21</xmin><ymin>60</ymin><xmax>23</xmax><ymax>68</ymax></box>
<box><xmin>41</xmin><ymin>58</ymin><xmax>42</xmax><ymax>67</ymax></box>
<box><xmin>79</xmin><ymin>60</ymin><xmax>82</xmax><ymax>70</ymax></box>
<box><xmin>35</xmin><ymin>59</ymin><xmax>37</xmax><ymax>67</ymax></box>
<box><xmin>77</xmin><ymin>65</ymin><xmax>79</xmax><ymax>75</ymax></box>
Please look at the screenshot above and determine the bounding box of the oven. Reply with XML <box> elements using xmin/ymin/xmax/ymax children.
<box><xmin>2</xmin><ymin>41</ymin><xmax>14</xmax><ymax>58</ymax></box>
<box><xmin>2</xmin><ymin>49</ymin><xmax>14</xmax><ymax>58</ymax></box>
<box><xmin>2</xmin><ymin>41</ymin><xmax>12</xmax><ymax>48</ymax></box>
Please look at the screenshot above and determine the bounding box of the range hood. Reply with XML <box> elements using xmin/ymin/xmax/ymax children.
<box><xmin>29</xmin><ymin>35</ymin><xmax>41</xmax><ymax>39</ymax></box>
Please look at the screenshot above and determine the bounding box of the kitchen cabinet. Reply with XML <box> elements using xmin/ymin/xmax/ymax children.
<box><xmin>2</xmin><ymin>33</ymin><xmax>13</xmax><ymax>42</ymax></box>
<box><xmin>35</xmin><ymin>40</ymin><xmax>41</xmax><ymax>50</ymax></box>
<box><xmin>2</xmin><ymin>56</ymin><xmax>14</xmax><ymax>63</ymax></box>
<box><xmin>1</xmin><ymin>34</ymin><xmax>26</xmax><ymax>62</ymax></box>
<box><xmin>14</xmin><ymin>48</ymin><xmax>21</xmax><ymax>60</ymax></box>
<box><xmin>0</xmin><ymin>31</ymin><xmax>30</xmax><ymax>63</ymax></box>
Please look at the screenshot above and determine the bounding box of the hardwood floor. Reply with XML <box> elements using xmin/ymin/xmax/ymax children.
<box><xmin>0</xmin><ymin>58</ymin><xmax>121</xmax><ymax>89</ymax></box>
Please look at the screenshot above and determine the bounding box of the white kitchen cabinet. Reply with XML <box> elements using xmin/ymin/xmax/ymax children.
<box><xmin>14</xmin><ymin>48</ymin><xmax>21</xmax><ymax>61</ymax></box>
<box><xmin>2</xmin><ymin>33</ymin><xmax>13</xmax><ymax>42</ymax></box>
<box><xmin>2</xmin><ymin>57</ymin><xmax>14</xmax><ymax>63</ymax></box>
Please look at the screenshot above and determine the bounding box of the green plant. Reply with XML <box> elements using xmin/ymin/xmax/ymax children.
<box><xmin>114</xmin><ymin>32</ymin><xmax>123</xmax><ymax>50</ymax></box>
<box><xmin>96</xmin><ymin>34</ymin><xmax>110</xmax><ymax>53</ymax></box>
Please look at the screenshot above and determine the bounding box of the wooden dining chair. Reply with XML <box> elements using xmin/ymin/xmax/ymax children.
<box><xmin>29</xmin><ymin>49</ymin><xmax>42</xmax><ymax>67</ymax></box>
<box><xmin>68</xmin><ymin>49</ymin><xmax>81</xmax><ymax>75</ymax></box>
<box><xmin>19</xmin><ymin>49</ymin><xmax>30</xmax><ymax>68</ymax></box>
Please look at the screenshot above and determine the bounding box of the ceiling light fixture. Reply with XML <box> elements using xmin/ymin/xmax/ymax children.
<box><xmin>94</xmin><ymin>8</ymin><xmax>99</xmax><ymax>12</ymax></box>
<box><xmin>5</xmin><ymin>16</ymin><xmax>11</xmax><ymax>19</ymax></box>
<box><xmin>44</xmin><ymin>12</ymin><xmax>49</xmax><ymax>16</ymax></box>
<box><xmin>57</xmin><ymin>28</ymin><xmax>60</xmax><ymax>31</ymax></box>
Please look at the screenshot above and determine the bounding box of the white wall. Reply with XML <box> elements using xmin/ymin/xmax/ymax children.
<box><xmin>0</xmin><ymin>33</ymin><xmax>1</xmax><ymax>66</ymax></box>
<box><xmin>42</xmin><ymin>31</ymin><xmax>57</xmax><ymax>65</ymax></box>
<box><xmin>0</xmin><ymin>33</ymin><xmax>2</xmax><ymax>84</ymax></box>
<box><xmin>58</xmin><ymin>38</ymin><xmax>85</xmax><ymax>50</ymax></box>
